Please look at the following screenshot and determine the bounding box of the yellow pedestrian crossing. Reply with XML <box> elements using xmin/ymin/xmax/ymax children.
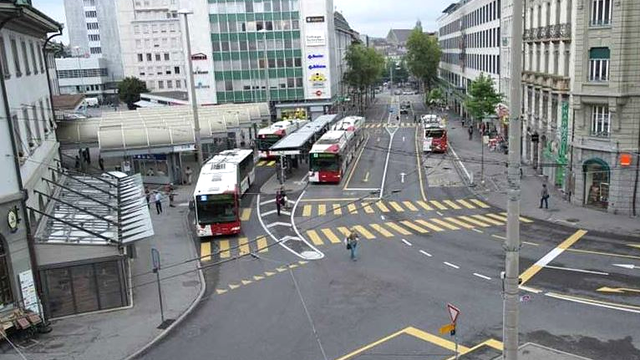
<box><xmin>363</xmin><ymin>203</ymin><xmax>375</xmax><ymax>214</ymax></box>
<box><xmin>485</xmin><ymin>213</ymin><xmax>508</xmax><ymax>222</ymax></box>
<box><xmin>385</xmin><ymin>222</ymin><xmax>412</xmax><ymax>235</ymax></box>
<box><xmin>240</xmin><ymin>208</ymin><xmax>252</xmax><ymax>221</ymax></box>
<box><xmin>256</xmin><ymin>237</ymin><xmax>269</xmax><ymax>253</ymax></box>
<box><xmin>402</xmin><ymin>201</ymin><xmax>419</xmax><ymax>211</ymax></box>
<box><xmin>400</xmin><ymin>220</ymin><xmax>429</xmax><ymax>234</ymax></box>
<box><xmin>347</xmin><ymin>203</ymin><xmax>358</xmax><ymax>214</ymax></box>
<box><xmin>456</xmin><ymin>199</ymin><xmax>475</xmax><ymax>209</ymax></box>
<box><xmin>415</xmin><ymin>219</ymin><xmax>445</xmax><ymax>232</ymax></box>
<box><xmin>443</xmin><ymin>200</ymin><xmax>462</xmax><ymax>210</ymax></box>
<box><xmin>370</xmin><ymin>224</ymin><xmax>394</xmax><ymax>237</ymax></box>
<box><xmin>333</xmin><ymin>204</ymin><xmax>342</xmax><ymax>215</ymax></box>
<box><xmin>458</xmin><ymin>216</ymin><xmax>491</xmax><ymax>228</ymax></box>
<box><xmin>444</xmin><ymin>217</ymin><xmax>476</xmax><ymax>229</ymax></box>
<box><xmin>200</xmin><ymin>236</ymin><xmax>272</xmax><ymax>262</ymax></box>
<box><xmin>219</xmin><ymin>240</ymin><xmax>231</xmax><ymax>258</ymax></box>
<box><xmin>499</xmin><ymin>212</ymin><xmax>534</xmax><ymax>223</ymax></box>
<box><xmin>388</xmin><ymin>201</ymin><xmax>404</xmax><ymax>212</ymax></box>
<box><xmin>303</xmin><ymin>205</ymin><xmax>312</xmax><ymax>217</ymax></box>
<box><xmin>417</xmin><ymin>201</ymin><xmax>433</xmax><ymax>211</ymax></box>
<box><xmin>321</xmin><ymin>228</ymin><xmax>342</xmax><ymax>244</ymax></box>
<box><xmin>337</xmin><ymin>226</ymin><xmax>351</xmax><ymax>237</ymax></box>
<box><xmin>472</xmin><ymin>214</ymin><xmax>504</xmax><ymax>226</ymax></box>
<box><xmin>306</xmin><ymin>230</ymin><xmax>324</xmax><ymax>246</ymax></box>
<box><xmin>471</xmin><ymin>199</ymin><xmax>491</xmax><ymax>208</ymax></box>
<box><xmin>238</xmin><ymin>237</ymin><xmax>250</xmax><ymax>255</ymax></box>
<box><xmin>430</xmin><ymin>200</ymin><xmax>448</xmax><ymax>210</ymax></box>
<box><xmin>353</xmin><ymin>225</ymin><xmax>375</xmax><ymax>239</ymax></box>
<box><xmin>256</xmin><ymin>160</ymin><xmax>276</xmax><ymax>167</ymax></box>
<box><xmin>201</xmin><ymin>242</ymin><xmax>212</xmax><ymax>261</ymax></box>
<box><xmin>318</xmin><ymin>204</ymin><xmax>326</xmax><ymax>216</ymax></box>
<box><xmin>376</xmin><ymin>201</ymin><xmax>390</xmax><ymax>213</ymax></box>
<box><xmin>428</xmin><ymin>218</ymin><xmax>459</xmax><ymax>231</ymax></box>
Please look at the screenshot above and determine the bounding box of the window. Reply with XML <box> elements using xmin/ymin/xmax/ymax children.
<box><xmin>164</xmin><ymin>53</ymin><xmax>170</xmax><ymax>61</ymax></box>
<box><xmin>591</xmin><ymin>0</ymin><xmax>612</xmax><ymax>26</ymax></box>
<box><xmin>155</xmin><ymin>54</ymin><xmax>161</xmax><ymax>61</ymax></box>
<box><xmin>139</xmin><ymin>67</ymin><xmax>145</xmax><ymax>76</ymax></box>
<box><xmin>167</xmin><ymin>80</ymin><xmax>172</xmax><ymax>88</ymax></box>
<box><xmin>158</xmin><ymin>80</ymin><xmax>164</xmax><ymax>89</ymax></box>
<box><xmin>85</xmin><ymin>10</ymin><xmax>97</xmax><ymax>17</ymax></box>
<box><xmin>0</xmin><ymin>239</ymin><xmax>13</xmax><ymax>308</ymax></box>
<box><xmin>87</xmin><ymin>22</ymin><xmax>99</xmax><ymax>30</ymax></box>
<box><xmin>29</xmin><ymin>42</ymin><xmax>38</xmax><ymax>74</ymax></box>
<box><xmin>146</xmin><ymin>53</ymin><xmax>152</xmax><ymax>61</ymax></box>
<box><xmin>88</xmin><ymin>34</ymin><xmax>101</xmax><ymax>42</ymax></box>
<box><xmin>589</xmin><ymin>47</ymin><xmax>610</xmax><ymax>81</ymax></box>
<box><xmin>0</xmin><ymin>37</ymin><xmax>9</xmax><ymax>77</ymax></box>
<box><xmin>591</xmin><ymin>105</ymin><xmax>610</xmax><ymax>137</ymax></box>
<box><xmin>21</xmin><ymin>41</ymin><xmax>30</xmax><ymax>75</ymax></box>
<box><xmin>176</xmin><ymin>80</ymin><xmax>181</xmax><ymax>88</ymax></box>
<box><xmin>174</xmin><ymin>66</ymin><xmax>180</xmax><ymax>74</ymax></box>
<box><xmin>90</xmin><ymin>47</ymin><xmax>102</xmax><ymax>54</ymax></box>
<box><xmin>138</xmin><ymin>53</ymin><xmax>144</xmax><ymax>62</ymax></box>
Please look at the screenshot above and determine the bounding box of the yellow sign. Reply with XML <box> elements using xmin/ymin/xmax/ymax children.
<box><xmin>439</xmin><ymin>323</ymin><xmax>455</xmax><ymax>334</ymax></box>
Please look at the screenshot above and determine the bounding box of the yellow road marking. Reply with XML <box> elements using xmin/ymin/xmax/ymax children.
<box><xmin>416</xmin><ymin>219</ymin><xmax>446</xmax><ymax>232</ymax></box>
<box><xmin>253</xmin><ymin>275</ymin><xmax>264</xmax><ymax>281</ymax></box>
<box><xmin>444</xmin><ymin>217</ymin><xmax>475</xmax><ymax>229</ymax></box>
<box><xmin>446</xmin><ymin>339</ymin><xmax>503</xmax><ymax>360</ymax></box>
<box><xmin>264</xmin><ymin>271</ymin><xmax>275</xmax><ymax>277</ymax></box>
<box><xmin>333</xmin><ymin>204</ymin><xmax>342</xmax><ymax>215</ymax></box>
<box><xmin>385</xmin><ymin>222</ymin><xmax>412</xmax><ymax>235</ymax></box>
<box><xmin>239</xmin><ymin>237</ymin><xmax>250</xmax><ymax>255</ymax></box>
<box><xmin>347</xmin><ymin>203</ymin><xmax>358</xmax><ymax>214</ymax></box>
<box><xmin>415</xmin><ymin>126</ymin><xmax>428</xmax><ymax>201</ymax></box>
<box><xmin>470</xmin><ymin>199</ymin><xmax>491</xmax><ymax>208</ymax></box>
<box><xmin>565</xmin><ymin>248</ymin><xmax>640</xmax><ymax>260</ymax></box>
<box><xmin>267</xmin><ymin>160</ymin><xmax>276</xmax><ymax>166</ymax></box>
<box><xmin>216</xmin><ymin>289</ymin><xmax>228</xmax><ymax>295</ymax></box>
<box><xmin>256</xmin><ymin>236</ymin><xmax>269</xmax><ymax>253</ymax></box>
<box><xmin>388</xmin><ymin>201</ymin><xmax>404</xmax><ymax>212</ymax></box>
<box><xmin>337</xmin><ymin>227</ymin><xmax>351</xmax><ymax>237</ymax></box>
<box><xmin>492</xmin><ymin>234</ymin><xmax>506</xmax><ymax>240</ymax></box>
<box><xmin>240</xmin><ymin>208</ymin><xmax>252</xmax><ymax>221</ymax></box>
<box><xmin>289</xmin><ymin>264</ymin><xmax>298</xmax><ymax>269</ymax></box>
<box><xmin>520</xmin><ymin>229</ymin><xmax>588</xmax><ymax>286</ymax></box>
<box><xmin>201</xmin><ymin>242</ymin><xmax>211</xmax><ymax>261</ymax></box>
<box><xmin>343</xmin><ymin>133</ymin><xmax>369</xmax><ymax>189</ymax></box>
<box><xmin>228</xmin><ymin>283</ymin><xmax>240</xmax><ymax>290</ymax></box>
<box><xmin>321</xmin><ymin>228</ymin><xmax>341</xmax><ymax>244</ymax></box>
<box><xmin>430</xmin><ymin>200</ymin><xmax>448</xmax><ymax>210</ymax></box>
<box><xmin>499</xmin><ymin>212</ymin><xmax>533</xmax><ymax>223</ymax></box>
<box><xmin>354</xmin><ymin>225</ymin><xmax>376</xmax><ymax>239</ymax></box>
<box><xmin>334</xmin><ymin>328</ymin><xmax>407</xmax><ymax>360</ymax></box>
<box><xmin>416</xmin><ymin>200</ymin><xmax>433</xmax><ymax>211</ymax></box>
<box><xmin>257</xmin><ymin>161</ymin><xmax>267</xmax><ymax>166</ymax></box>
<box><xmin>627</xmin><ymin>244</ymin><xmax>640</xmax><ymax>250</ymax></box>
<box><xmin>318</xmin><ymin>204</ymin><xmax>326</xmax><ymax>216</ymax></box>
<box><xmin>458</xmin><ymin>216</ymin><xmax>491</xmax><ymax>227</ymax></box>
<box><xmin>306</xmin><ymin>230</ymin><xmax>324</xmax><ymax>246</ymax></box>
<box><xmin>402</xmin><ymin>201</ymin><xmax>419</xmax><ymax>211</ymax></box>
<box><xmin>241</xmin><ymin>279</ymin><xmax>252</xmax><ymax>285</ymax></box>
<box><xmin>597</xmin><ymin>287</ymin><xmax>640</xmax><ymax>294</ymax></box>
<box><xmin>363</xmin><ymin>203</ymin><xmax>375</xmax><ymax>214</ymax></box>
<box><xmin>404</xmin><ymin>327</ymin><xmax>470</xmax><ymax>353</ymax></box>
<box><xmin>443</xmin><ymin>200</ymin><xmax>462</xmax><ymax>210</ymax></box>
<box><xmin>485</xmin><ymin>213</ymin><xmax>508</xmax><ymax>222</ymax></box>
<box><xmin>302</xmin><ymin>205</ymin><xmax>312</xmax><ymax>217</ymax></box>
<box><xmin>400</xmin><ymin>220</ymin><xmax>429</xmax><ymax>234</ymax></box>
<box><xmin>219</xmin><ymin>240</ymin><xmax>230</xmax><ymax>258</ymax></box>
<box><xmin>472</xmin><ymin>214</ymin><xmax>504</xmax><ymax>226</ymax></box>
<box><xmin>456</xmin><ymin>199</ymin><xmax>476</xmax><ymax>209</ymax></box>
<box><xmin>370</xmin><ymin>224</ymin><xmax>394</xmax><ymax>237</ymax></box>
<box><xmin>375</xmin><ymin>201</ymin><xmax>390</xmax><ymax>213</ymax></box>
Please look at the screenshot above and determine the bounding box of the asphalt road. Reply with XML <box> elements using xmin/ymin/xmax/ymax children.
<box><xmin>141</xmin><ymin>90</ymin><xmax>640</xmax><ymax>360</ymax></box>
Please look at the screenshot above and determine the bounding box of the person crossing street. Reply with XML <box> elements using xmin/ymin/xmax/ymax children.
<box><xmin>345</xmin><ymin>229</ymin><xmax>360</xmax><ymax>261</ymax></box>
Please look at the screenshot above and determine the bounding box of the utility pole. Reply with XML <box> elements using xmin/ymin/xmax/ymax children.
<box><xmin>503</xmin><ymin>0</ymin><xmax>523</xmax><ymax>359</ymax></box>
<box><xmin>179</xmin><ymin>9</ymin><xmax>203</xmax><ymax>167</ymax></box>
<box><xmin>259</xmin><ymin>30</ymin><xmax>271</xmax><ymax>126</ymax></box>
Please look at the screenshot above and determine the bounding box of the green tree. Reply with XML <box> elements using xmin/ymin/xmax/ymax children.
<box><xmin>463</xmin><ymin>73</ymin><xmax>503</xmax><ymax>122</ymax></box>
<box><xmin>118</xmin><ymin>77</ymin><xmax>148</xmax><ymax>110</ymax></box>
<box><xmin>405</xmin><ymin>28</ymin><xmax>441</xmax><ymax>93</ymax></box>
<box><xmin>382</xmin><ymin>59</ymin><xmax>408</xmax><ymax>84</ymax></box>
<box><xmin>427</xmin><ymin>88</ymin><xmax>444</xmax><ymax>106</ymax></box>
<box><xmin>344</xmin><ymin>43</ymin><xmax>385</xmax><ymax>114</ymax></box>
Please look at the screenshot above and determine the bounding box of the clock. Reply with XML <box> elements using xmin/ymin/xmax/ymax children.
<box><xmin>7</xmin><ymin>207</ymin><xmax>19</xmax><ymax>233</ymax></box>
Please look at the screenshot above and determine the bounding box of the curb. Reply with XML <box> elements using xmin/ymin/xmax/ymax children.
<box><xmin>124</xmin><ymin>211</ymin><xmax>207</xmax><ymax>360</ymax></box>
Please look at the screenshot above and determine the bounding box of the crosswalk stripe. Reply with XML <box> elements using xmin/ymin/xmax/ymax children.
<box><xmin>306</xmin><ymin>230</ymin><xmax>324</xmax><ymax>246</ymax></box>
<box><xmin>499</xmin><ymin>212</ymin><xmax>534</xmax><ymax>223</ymax></box>
<box><xmin>219</xmin><ymin>240</ymin><xmax>231</xmax><ymax>258</ymax></box>
<box><xmin>415</xmin><ymin>219</ymin><xmax>445</xmax><ymax>232</ymax></box>
<box><xmin>400</xmin><ymin>220</ymin><xmax>429</xmax><ymax>234</ymax></box>
<box><xmin>375</xmin><ymin>201</ymin><xmax>390</xmax><ymax>213</ymax></box>
<box><xmin>337</xmin><ymin>227</ymin><xmax>351</xmax><ymax>237</ymax></box>
<box><xmin>429</xmin><ymin>200</ymin><xmax>448</xmax><ymax>210</ymax></box>
<box><xmin>388</xmin><ymin>201</ymin><xmax>404</xmax><ymax>212</ymax></box>
<box><xmin>348</xmin><ymin>203</ymin><xmax>358</xmax><ymax>214</ymax></box>
<box><xmin>456</xmin><ymin>199</ymin><xmax>476</xmax><ymax>209</ymax></box>
<box><xmin>333</xmin><ymin>204</ymin><xmax>342</xmax><ymax>215</ymax></box>
<box><xmin>354</xmin><ymin>225</ymin><xmax>376</xmax><ymax>239</ymax></box>
<box><xmin>239</xmin><ymin>237</ymin><xmax>250</xmax><ymax>255</ymax></box>
<box><xmin>201</xmin><ymin>242</ymin><xmax>212</xmax><ymax>262</ymax></box>
<box><xmin>444</xmin><ymin>217</ymin><xmax>475</xmax><ymax>229</ymax></box>
<box><xmin>428</xmin><ymin>218</ymin><xmax>459</xmax><ymax>230</ymax></box>
<box><xmin>256</xmin><ymin>236</ymin><xmax>269</xmax><ymax>253</ymax></box>
<box><xmin>403</xmin><ymin>201</ymin><xmax>419</xmax><ymax>211</ymax></box>
<box><xmin>321</xmin><ymin>228</ymin><xmax>342</xmax><ymax>244</ymax></box>
<box><xmin>240</xmin><ymin>208</ymin><xmax>252</xmax><ymax>221</ymax></box>
<box><xmin>377</xmin><ymin>123</ymin><xmax>382</xmax><ymax>128</ymax></box>
<box><xmin>267</xmin><ymin>160</ymin><xmax>276</xmax><ymax>166</ymax></box>
<box><xmin>257</xmin><ymin>161</ymin><xmax>267</xmax><ymax>166</ymax></box>
<box><xmin>459</xmin><ymin>216</ymin><xmax>491</xmax><ymax>227</ymax></box>
<box><xmin>417</xmin><ymin>201</ymin><xmax>434</xmax><ymax>211</ymax></box>
<box><xmin>370</xmin><ymin>224</ymin><xmax>394</xmax><ymax>237</ymax></box>
<box><xmin>485</xmin><ymin>213</ymin><xmax>508</xmax><ymax>222</ymax></box>
<box><xmin>471</xmin><ymin>199</ymin><xmax>491</xmax><ymax>208</ymax></box>
<box><xmin>318</xmin><ymin>204</ymin><xmax>326</xmax><ymax>216</ymax></box>
<box><xmin>443</xmin><ymin>200</ymin><xmax>462</xmax><ymax>210</ymax></box>
<box><xmin>302</xmin><ymin>205</ymin><xmax>312</xmax><ymax>217</ymax></box>
<box><xmin>385</xmin><ymin>222</ymin><xmax>412</xmax><ymax>235</ymax></box>
<box><xmin>363</xmin><ymin>202</ymin><xmax>375</xmax><ymax>214</ymax></box>
<box><xmin>472</xmin><ymin>214</ymin><xmax>504</xmax><ymax>226</ymax></box>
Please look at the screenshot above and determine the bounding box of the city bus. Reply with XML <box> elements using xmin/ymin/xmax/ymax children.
<box><xmin>421</xmin><ymin>114</ymin><xmax>448</xmax><ymax>153</ymax></box>
<box><xmin>256</xmin><ymin>119</ymin><xmax>308</xmax><ymax>159</ymax></box>
<box><xmin>193</xmin><ymin>149</ymin><xmax>255</xmax><ymax>237</ymax></box>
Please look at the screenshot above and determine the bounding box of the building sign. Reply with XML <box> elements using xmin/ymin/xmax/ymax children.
<box><xmin>306</xmin><ymin>16</ymin><xmax>325</xmax><ymax>23</ymax></box>
<box><xmin>305</xmin><ymin>34</ymin><xmax>326</xmax><ymax>47</ymax></box>
<box><xmin>173</xmin><ymin>144</ymin><xmax>196</xmax><ymax>153</ymax></box>
<box><xmin>308</xmin><ymin>54</ymin><xmax>324</xmax><ymax>60</ymax></box>
<box><xmin>302</xmin><ymin>1</ymin><xmax>331</xmax><ymax>100</ymax></box>
<box><xmin>191</xmin><ymin>53</ymin><xmax>207</xmax><ymax>61</ymax></box>
<box><xmin>308</xmin><ymin>64</ymin><xmax>327</xmax><ymax>70</ymax></box>
<box><xmin>19</xmin><ymin>271</ymin><xmax>40</xmax><ymax>315</ymax></box>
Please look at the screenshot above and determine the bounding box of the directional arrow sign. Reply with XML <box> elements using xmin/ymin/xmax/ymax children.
<box><xmin>613</xmin><ymin>264</ymin><xmax>637</xmax><ymax>270</ymax></box>
<box><xmin>597</xmin><ymin>287</ymin><xmax>640</xmax><ymax>294</ymax></box>
<box><xmin>447</xmin><ymin>303</ymin><xmax>460</xmax><ymax>324</ymax></box>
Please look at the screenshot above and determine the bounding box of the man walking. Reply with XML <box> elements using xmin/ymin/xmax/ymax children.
<box><xmin>98</xmin><ymin>155</ymin><xmax>105</xmax><ymax>171</ymax></box>
<box><xmin>540</xmin><ymin>184</ymin><xmax>549</xmax><ymax>209</ymax></box>
<box><xmin>166</xmin><ymin>183</ymin><xmax>176</xmax><ymax>207</ymax></box>
<box><xmin>185</xmin><ymin>166</ymin><xmax>193</xmax><ymax>185</ymax></box>
<box><xmin>346</xmin><ymin>229</ymin><xmax>360</xmax><ymax>261</ymax></box>
<box><xmin>154</xmin><ymin>191</ymin><xmax>163</xmax><ymax>214</ymax></box>
<box><xmin>145</xmin><ymin>187</ymin><xmax>151</xmax><ymax>209</ymax></box>
<box><xmin>468</xmin><ymin>125</ymin><xmax>474</xmax><ymax>140</ymax></box>
<box><xmin>275</xmin><ymin>190</ymin><xmax>283</xmax><ymax>216</ymax></box>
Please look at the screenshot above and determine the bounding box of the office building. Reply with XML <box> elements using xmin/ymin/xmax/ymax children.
<box><xmin>55</xmin><ymin>57</ymin><xmax>114</xmax><ymax>100</ymax></box>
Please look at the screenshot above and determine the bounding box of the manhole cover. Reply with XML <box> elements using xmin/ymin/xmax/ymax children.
<box><xmin>565</xmin><ymin>218</ymin><xmax>580</xmax><ymax>223</ymax></box>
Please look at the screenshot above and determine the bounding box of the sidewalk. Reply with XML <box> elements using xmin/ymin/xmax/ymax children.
<box><xmin>4</xmin><ymin>185</ymin><xmax>204</xmax><ymax>360</ymax></box>
<box><xmin>446</xmin><ymin>111</ymin><xmax>640</xmax><ymax>237</ymax></box>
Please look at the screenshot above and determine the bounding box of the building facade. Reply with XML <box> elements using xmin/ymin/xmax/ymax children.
<box><xmin>55</xmin><ymin>57</ymin><xmax>113</xmax><ymax>100</ymax></box>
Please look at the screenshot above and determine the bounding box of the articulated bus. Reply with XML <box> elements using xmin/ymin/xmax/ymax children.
<box><xmin>257</xmin><ymin>119</ymin><xmax>309</xmax><ymax>159</ymax></box>
<box><xmin>193</xmin><ymin>149</ymin><xmax>255</xmax><ymax>237</ymax></box>
<box><xmin>309</xmin><ymin>117</ymin><xmax>366</xmax><ymax>183</ymax></box>
<box><xmin>421</xmin><ymin>114</ymin><xmax>448</xmax><ymax>153</ymax></box>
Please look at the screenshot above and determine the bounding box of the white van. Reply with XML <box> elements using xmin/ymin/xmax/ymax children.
<box><xmin>84</xmin><ymin>97</ymin><xmax>99</xmax><ymax>107</ymax></box>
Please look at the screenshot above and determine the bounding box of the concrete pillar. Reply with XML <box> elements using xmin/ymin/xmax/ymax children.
<box><xmin>558</xmin><ymin>41</ymin><xmax>566</xmax><ymax>76</ymax></box>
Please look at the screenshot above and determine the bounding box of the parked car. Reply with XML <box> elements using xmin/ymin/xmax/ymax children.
<box><xmin>394</xmin><ymin>89</ymin><xmax>402</xmax><ymax>95</ymax></box>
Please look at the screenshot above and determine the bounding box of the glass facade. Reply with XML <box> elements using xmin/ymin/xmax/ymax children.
<box><xmin>209</xmin><ymin>0</ymin><xmax>304</xmax><ymax>103</ymax></box>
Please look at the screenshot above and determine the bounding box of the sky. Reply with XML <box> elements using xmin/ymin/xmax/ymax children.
<box><xmin>31</xmin><ymin>0</ymin><xmax>454</xmax><ymax>44</ymax></box>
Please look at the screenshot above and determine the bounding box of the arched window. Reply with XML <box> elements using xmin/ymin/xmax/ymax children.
<box><xmin>0</xmin><ymin>237</ymin><xmax>13</xmax><ymax>307</ymax></box>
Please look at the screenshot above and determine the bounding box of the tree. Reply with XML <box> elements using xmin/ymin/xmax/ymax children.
<box><xmin>118</xmin><ymin>77</ymin><xmax>148</xmax><ymax>110</ymax></box>
<box><xmin>463</xmin><ymin>73</ymin><xmax>503</xmax><ymax>122</ymax></box>
<box><xmin>405</xmin><ymin>28</ymin><xmax>441</xmax><ymax>93</ymax></box>
<box><xmin>344</xmin><ymin>43</ymin><xmax>385</xmax><ymax>114</ymax></box>
<box><xmin>427</xmin><ymin>88</ymin><xmax>444</xmax><ymax>106</ymax></box>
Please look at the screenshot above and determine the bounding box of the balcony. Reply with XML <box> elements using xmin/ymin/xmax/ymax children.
<box><xmin>522</xmin><ymin>71</ymin><xmax>570</xmax><ymax>92</ymax></box>
<box><xmin>524</xmin><ymin>23</ymin><xmax>571</xmax><ymax>42</ymax></box>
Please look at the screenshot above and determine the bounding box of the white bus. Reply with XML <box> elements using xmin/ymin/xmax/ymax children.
<box><xmin>193</xmin><ymin>149</ymin><xmax>255</xmax><ymax>237</ymax></box>
<box><xmin>256</xmin><ymin>119</ymin><xmax>309</xmax><ymax>159</ymax></box>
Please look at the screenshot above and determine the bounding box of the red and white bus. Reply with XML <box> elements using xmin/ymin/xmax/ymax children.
<box><xmin>309</xmin><ymin>117</ymin><xmax>365</xmax><ymax>183</ymax></box>
<box><xmin>257</xmin><ymin>119</ymin><xmax>308</xmax><ymax>159</ymax></box>
<box><xmin>421</xmin><ymin>115</ymin><xmax>448</xmax><ymax>153</ymax></box>
<box><xmin>193</xmin><ymin>149</ymin><xmax>255</xmax><ymax>237</ymax></box>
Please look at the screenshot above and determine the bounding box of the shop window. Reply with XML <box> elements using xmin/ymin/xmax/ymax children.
<box><xmin>583</xmin><ymin>158</ymin><xmax>610</xmax><ymax>209</ymax></box>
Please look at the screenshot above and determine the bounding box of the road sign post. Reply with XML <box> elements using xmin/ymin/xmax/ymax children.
<box><xmin>446</xmin><ymin>303</ymin><xmax>461</xmax><ymax>359</ymax></box>
<box><xmin>151</xmin><ymin>248</ymin><xmax>165</xmax><ymax>324</ymax></box>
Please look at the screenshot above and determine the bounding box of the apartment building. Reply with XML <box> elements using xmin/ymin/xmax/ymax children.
<box><xmin>55</xmin><ymin>57</ymin><xmax>113</xmax><ymax>99</ymax></box>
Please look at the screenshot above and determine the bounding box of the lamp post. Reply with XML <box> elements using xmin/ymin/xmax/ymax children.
<box><xmin>179</xmin><ymin>9</ymin><xmax>203</xmax><ymax>167</ymax></box>
<box><xmin>258</xmin><ymin>29</ymin><xmax>271</xmax><ymax>126</ymax></box>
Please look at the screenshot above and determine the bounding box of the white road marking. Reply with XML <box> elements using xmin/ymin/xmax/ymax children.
<box><xmin>473</xmin><ymin>273</ymin><xmax>492</xmax><ymax>280</ymax></box>
<box><xmin>401</xmin><ymin>239</ymin><xmax>412</xmax><ymax>246</ymax></box>
<box><xmin>519</xmin><ymin>285</ymin><xmax>543</xmax><ymax>294</ymax></box>
<box><xmin>402</xmin><ymin>136</ymin><xmax>405</xmax><ymax>142</ymax></box>
<box><xmin>545</xmin><ymin>292</ymin><xmax>640</xmax><ymax>314</ymax></box>
<box><xmin>260</xmin><ymin>199</ymin><xmax>276</xmax><ymax>206</ymax></box>
<box><xmin>444</xmin><ymin>262</ymin><xmax>460</xmax><ymax>269</ymax></box>
<box><xmin>262</xmin><ymin>210</ymin><xmax>291</xmax><ymax>216</ymax></box>
<box><xmin>613</xmin><ymin>264</ymin><xmax>637</xmax><ymax>270</ymax></box>
<box><xmin>436</xmin><ymin>211</ymin><xmax>444</xmax><ymax>216</ymax></box>
<box><xmin>381</xmin><ymin>215</ymin><xmax>386</xmax><ymax>221</ymax></box>
<box><xmin>472</xmin><ymin>228</ymin><xmax>483</xmax><ymax>233</ymax></box>
<box><xmin>266</xmin><ymin>222</ymin><xmax>293</xmax><ymax>228</ymax></box>
<box><xmin>545</xmin><ymin>265</ymin><xmax>609</xmax><ymax>276</ymax></box>
<box><xmin>177</xmin><ymin>202</ymin><xmax>190</xmax><ymax>207</ymax></box>
<box><xmin>419</xmin><ymin>250</ymin><xmax>432</xmax><ymax>257</ymax></box>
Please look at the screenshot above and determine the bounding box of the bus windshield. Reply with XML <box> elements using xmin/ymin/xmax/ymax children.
<box><xmin>425</xmin><ymin>129</ymin><xmax>445</xmax><ymax>139</ymax></box>
<box><xmin>257</xmin><ymin>135</ymin><xmax>281</xmax><ymax>151</ymax></box>
<box><xmin>310</xmin><ymin>154</ymin><xmax>339</xmax><ymax>172</ymax></box>
<box><xmin>196</xmin><ymin>194</ymin><xmax>237</xmax><ymax>224</ymax></box>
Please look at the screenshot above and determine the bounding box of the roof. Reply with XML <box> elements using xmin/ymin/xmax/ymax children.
<box><xmin>52</xmin><ymin>94</ymin><xmax>86</xmax><ymax>111</ymax></box>
<box><xmin>0</xmin><ymin>1</ymin><xmax>62</xmax><ymax>33</ymax></box>
<box><xmin>142</xmin><ymin>91</ymin><xmax>189</xmax><ymax>102</ymax></box>
<box><xmin>195</xmin><ymin>149</ymin><xmax>254</xmax><ymax>196</ymax></box>
<box><xmin>387</xmin><ymin>29</ymin><xmax>414</xmax><ymax>44</ymax></box>
<box><xmin>270</xmin><ymin>114</ymin><xmax>338</xmax><ymax>153</ymax></box>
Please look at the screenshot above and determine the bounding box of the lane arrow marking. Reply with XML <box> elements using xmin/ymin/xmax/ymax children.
<box><xmin>613</xmin><ymin>264</ymin><xmax>637</xmax><ymax>270</ymax></box>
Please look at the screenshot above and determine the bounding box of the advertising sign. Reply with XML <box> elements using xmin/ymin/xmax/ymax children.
<box><xmin>305</xmin><ymin>33</ymin><xmax>326</xmax><ymax>47</ymax></box>
<box><xmin>19</xmin><ymin>270</ymin><xmax>40</xmax><ymax>315</ymax></box>
<box><xmin>301</xmin><ymin>2</ymin><xmax>331</xmax><ymax>100</ymax></box>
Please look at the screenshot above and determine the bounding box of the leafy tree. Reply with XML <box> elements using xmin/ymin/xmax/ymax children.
<box><xmin>118</xmin><ymin>77</ymin><xmax>148</xmax><ymax>110</ymax></box>
<box><xmin>406</xmin><ymin>28</ymin><xmax>441</xmax><ymax>93</ymax></box>
<box><xmin>344</xmin><ymin>43</ymin><xmax>385</xmax><ymax>114</ymax></box>
<box><xmin>427</xmin><ymin>88</ymin><xmax>444</xmax><ymax>106</ymax></box>
<box><xmin>463</xmin><ymin>73</ymin><xmax>503</xmax><ymax>122</ymax></box>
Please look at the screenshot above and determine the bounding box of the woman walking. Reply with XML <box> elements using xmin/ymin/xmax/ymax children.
<box><xmin>346</xmin><ymin>229</ymin><xmax>360</xmax><ymax>261</ymax></box>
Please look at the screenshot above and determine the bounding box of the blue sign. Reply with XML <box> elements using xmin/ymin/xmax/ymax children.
<box><xmin>308</xmin><ymin>54</ymin><xmax>324</xmax><ymax>59</ymax></box>
<box><xmin>308</xmin><ymin>64</ymin><xmax>327</xmax><ymax>70</ymax></box>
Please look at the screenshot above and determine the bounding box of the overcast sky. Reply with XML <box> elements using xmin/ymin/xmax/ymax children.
<box><xmin>31</xmin><ymin>0</ymin><xmax>453</xmax><ymax>43</ymax></box>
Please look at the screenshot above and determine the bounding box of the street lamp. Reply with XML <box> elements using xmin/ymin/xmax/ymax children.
<box><xmin>179</xmin><ymin>9</ymin><xmax>203</xmax><ymax>167</ymax></box>
<box><xmin>258</xmin><ymin>29</ymin><xmax>271</xmax><ymax>126</ymax></box>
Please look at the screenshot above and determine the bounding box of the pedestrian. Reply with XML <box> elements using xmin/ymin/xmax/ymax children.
<box><xmin>275</xmin><ymin>190</ymin><xmax>282</xmax><ymax>216</ymax></box>
<box><xmin>185</xmin><ymin>166</ymin><xmax>193</xmax><ymax>185</ymax></box>
<box><xmin>468</xmin><ymin>125</ymin><xmax>474</xmax><ymax>140</ymax></box>
<box><xmin>85</xmin><ymin>147</ymin><xmax>91</xmax><ymax>164</ymax></box>
<box><xmin>98</xmin><ymin>155</ymin><xmax>105</xmax><ymax>171</ymax></box>
<box><xmin>145</xmin><ymin>186</ymin><xmax>151</xmax><ymax>209</ymax></box>
<box><xmin>280</xmin><ymin>188</ymin><xmax>288</xmax><ymax>211</ymax></box>
<box><xmin>345</xmin><ymin>228</ymin><xmax>360</xmax><ymax>261</ymax></box>
<box><xmin>74</xmin><ymin>155</ymin><xmax>80</xmax><ymax>171</ymax></box>
<box><xmin>154</xmin><ymin>191</ymin><xmax>163</xmax><ymax>214</ymax></box>
<box><xmin>414</xmin><ymin>114</ymin><xmax>417</xmax><ymax>124</ymax></box>
<box><xmin>540</xmin><ymin>184</ymin><xmax>549</xmax><ymax>209</ymax></box>
<box><xmin>165</xmin><ymin>183</ymin><xmax>176</xmax><ymax>207</ymax></box>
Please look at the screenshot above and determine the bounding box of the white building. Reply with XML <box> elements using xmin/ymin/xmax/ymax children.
<box><xmin>55</xmin><ymin>57</ymin><xmax>114</xmax><ymax>100</ymax></box>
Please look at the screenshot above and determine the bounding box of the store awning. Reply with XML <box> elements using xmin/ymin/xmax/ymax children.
<box><xmin>134</xmin><ymin>100</ymin><xmax>165</xmax><ymax>108</ymax></box>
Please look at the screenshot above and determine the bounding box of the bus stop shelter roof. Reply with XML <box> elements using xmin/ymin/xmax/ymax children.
<box><xmin>270</xmin><ymin>114</ymin><xmax>338</xmax><ymax>154</ymax></box>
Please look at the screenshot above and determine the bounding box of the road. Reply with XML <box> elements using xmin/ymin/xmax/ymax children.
<box><xmin>141</xmin><ymin>90</ymin><xmax>640</xmax><ymax>360</ymax></box>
